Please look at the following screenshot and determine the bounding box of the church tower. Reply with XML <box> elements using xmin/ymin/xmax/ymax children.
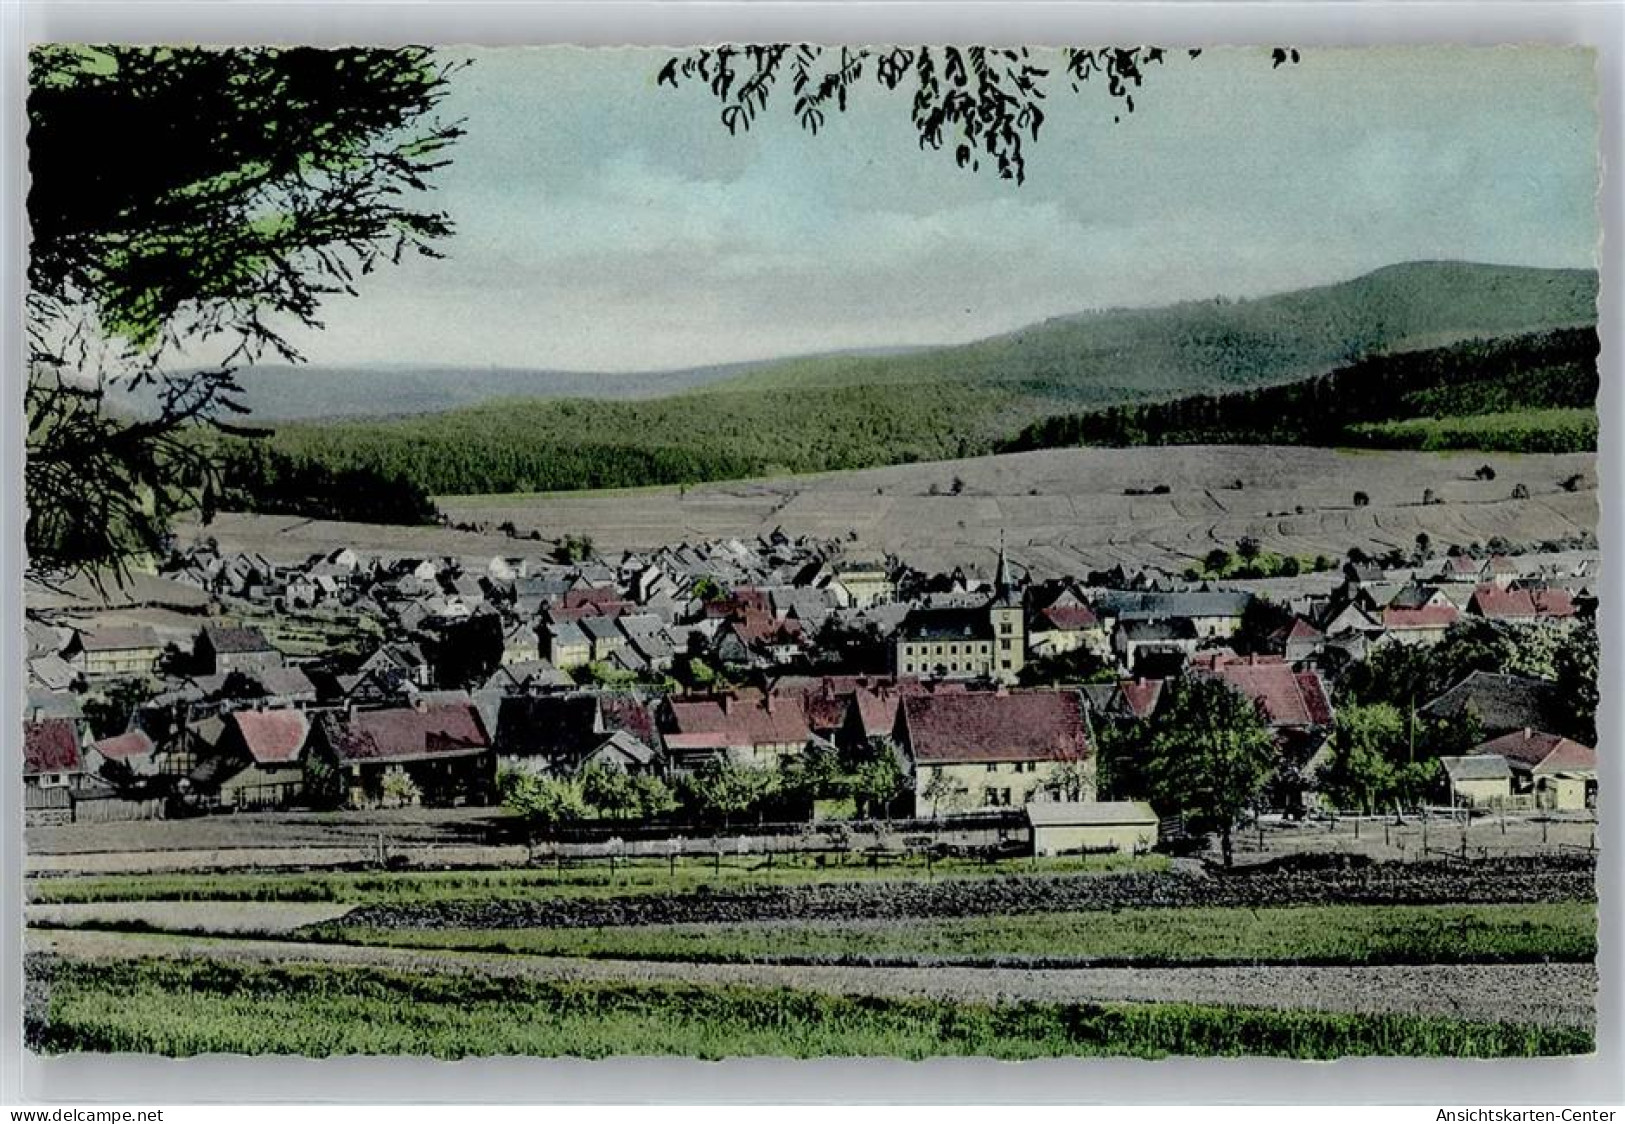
<box><xmin>988</xmin><ymin>532</ymin><xmax>1025</xmax><ymax>684</ymax></box>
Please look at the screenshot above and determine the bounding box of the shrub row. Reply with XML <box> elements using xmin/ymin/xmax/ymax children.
<box><xmin>337</xmin><ymin>855</ymin><xmax>1596</xmax><ymax>932</ymax></box>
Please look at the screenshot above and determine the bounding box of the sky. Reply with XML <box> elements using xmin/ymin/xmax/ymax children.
<box><xmin>265</xmin><ymin>45</ymin><xmax>1599</xmax><ymax>373</ymax></box>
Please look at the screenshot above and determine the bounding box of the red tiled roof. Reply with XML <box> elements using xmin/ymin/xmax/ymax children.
<box><xmin>1285</xmin><ymin>618</ymin><xmax>1324</xmax><ymax>642</ymax></box>
<box><xmin>1119</xmin><ymin>678</ymin><xmax>1164</xmax><ymax>719</ymax></box>
<box><xmin>599</xmin><ymin>695</ymin><xmax>659</xmax><ymax>747</ymax></box>
<box><xmin>769</xmin><ymin>677</ymin><xmax>927</xmax><ymax>736</ymax></box>
<box><xmin>320</xmin><ymin>702</ymin><xmax>489</xmax><ymax>763</ymax></box>
<box><xmin>549</xmin><ymin>601</ymin><xmax>631</xmax><ymax>623</ymax></box>
<box><xmin>561</xmin><ymin>587</ymin><xmax>629</xmax><ymax>611</ymax></box>
<box><xmin>800</xmin><ymin>690</ymin><xmax>851</xmax><ymax>732</ymax></box>
<box><xmin>1486</xmin><ymin>555</ymin><xmax>1519</xmax><ymax>575</ymax></box>
<box><xmin>1197</xmin><ymin>657</ymin><xmax>1333</xmax><ymax>727</ymax></box>
<box><xmin>665</xmin><ymin>690</ymin><xmax>811</xmax><ymax>749</ymax></box>
<box><xmin>704</xmin><ymin>589</ymin><xmax>772</xmax><ymax>618</ymax></box>
<box><xmin>903</xmin><ymin>690</ymin><xmax>1090</xmax><ymax>765</ymax></box>
<box><xmin>850</xmin><ymin>685</ymin><xmax>929</xmax><ymax>738</ymax></box>
<box><xmin>1475</xmin><ymin>728</ymin><xmax>1595</xmax><ymax>773</ymax></box>
<box><xmin>229</xmin><ymin>709</ymin><xmax>310</xmax><ymax>765</ymax></box>
<box><xmin>92</xmin><ymin>730</ymin><xmax>155</xmax><ymax>761</ymax></box>
<box><xmin>1470</xmin><ymin>584</ymin><xmax>1536</xmax><ymax>620</ymax></box>
<box><xmin>1037</xmin><ymin>605</ymin><xmax>1100</xmax><ymax>631</ymax></box>
<box><xmin>1531</xmin><ymin>589</ymin><xmax>1577</xmax><ymax>618</ymax></box>
<box><xmin>1294</xmin><ymin>672</ymin><xmax>1336</xmax><ymax>726</ymax></box>
<box><xmin>1382</xmin><ymin>605</ymin><xmax>1459</xmax><ymax>630</ymax></box>
<box><xmin>726</xmin><ymin>609</ymin><xmax>804</xmax><ymax>647</ymax></box>
<box><xmin>24</xmin><ymin>718</ymin><xmax>80</xmax><ymax>775</ymax></box>
<box><xmin>1446</xmin><ymin>555</ymin><xmax>1484</xmax><ymax>574</ymax></box>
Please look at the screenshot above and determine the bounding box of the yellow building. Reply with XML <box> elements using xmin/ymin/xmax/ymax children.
<box><xmin>827</xmin><ymin>561</ymin><xmax>895</xmax><ymax>609</ymax></box>
<box><xmin>893</xmin><ymin>541</ymin><xmax>1025</xmax><ymax>685</ymax></box>
<box><xmin>68</xmin><ymin>626</ymin><xmax>163</xmax><ymax>679</ymax></box>
<box><xmin>900</xmin><ymin>688</ymin><xmax>1091</xmax><ymax>816</ymax></box>
<box><xmin>1438</xmin><ymin>755</ymin><xmax>1513</xmax><ymax>808</ymax></box>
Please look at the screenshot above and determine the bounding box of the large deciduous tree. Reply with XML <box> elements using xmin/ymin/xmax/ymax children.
<box><xmin>26</xmin><ymin>45</ymin><xmax>464</xmax><ymax>583</ymax></box>
<box><xmin>1143</xmin><ymin>676</ymin><xmax>1277</xmax><ymax>868</ymax></box>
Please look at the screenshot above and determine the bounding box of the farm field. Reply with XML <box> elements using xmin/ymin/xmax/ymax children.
<box><xmin>182</xmin><ymin>444</ymin><xmax>1598</xmax><ymax>578</ymax></box>
<box><xmin>24</xmin><ymin>855</ymin><xmax>1598</xmax><ymax>1056</ymax></box>
<box><xmin>25</xmin><ymin>947</ymin><xmax>1591</xmax><ymax>1059</ymax></box>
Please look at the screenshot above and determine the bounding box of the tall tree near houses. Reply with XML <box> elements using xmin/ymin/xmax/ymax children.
<box><xmin>1143</xmin><ymin>676</ymin><xmax>1277</xmax><ymax>869</ymax></box>
<box><xmin>26</xmin><ymin>45</ymin><xmax>465</xmax><ymax>584</ymax></box>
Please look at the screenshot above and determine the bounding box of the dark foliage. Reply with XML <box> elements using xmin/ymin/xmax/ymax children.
<box><xmin>26</xmin><ymin>46</ymin><xmax>463</xmax><ymax>581</ymax></box>
<box><xmin>657</xmin><ymin>46</ymin><xmax>1294</xmax><ymax>185</ymax></box>
<box><xmin>1003</xmin><ymin>329</ymin><xmax>1599</xmax><ymax>455</ymax></box>
<box><xmin>211</xmin><ymin>440</ymin><xmax>440</xmax><ymax>525</ymax></box>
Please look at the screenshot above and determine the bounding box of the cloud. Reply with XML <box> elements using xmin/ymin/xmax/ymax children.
<box><xmin>246</xmin><ymin>46</ymin><xmax>1596</xmax><ymax>371</ymax></box>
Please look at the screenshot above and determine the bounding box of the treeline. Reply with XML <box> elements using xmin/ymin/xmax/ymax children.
<box><xmin>1000</xmin><ymin>328</ymin><xmax>1599</xmax><ymax>454</ymax></box>
<box><xmin>246</xmin><ymin>382</ymin><xmax>1020</xmax><ymax>498</ymax></box>
<box><xmin>211</xmin><ymin>440</ymin><xmax>441</xmax><ymax>525</ymax></box>
<box><xmin>1350</xmin><ymin>409</ymin><xmax>1597</xmax><ymax>455</ymax></box>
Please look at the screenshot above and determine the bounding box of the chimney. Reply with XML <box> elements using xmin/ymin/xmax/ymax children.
<box><xmin>721</xmin><ymin>693</ymin><xmax>733</xmax><ymax>715</ymax></box>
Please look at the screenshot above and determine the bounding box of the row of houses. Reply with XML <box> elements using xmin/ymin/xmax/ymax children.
<box><xmin>24</xmin><ymin>534</ymin><xmax>1598</xmax><ymax>827</ymax></box>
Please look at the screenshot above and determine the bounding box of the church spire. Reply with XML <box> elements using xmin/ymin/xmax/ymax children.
<box><xmin>991</xmin><ymin>531</ymin><xmax>1019</xmax><ymax>607</ymax></box>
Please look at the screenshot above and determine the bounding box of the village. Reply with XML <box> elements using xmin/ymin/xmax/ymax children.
<box><xmin>22</xmin><ymin>520</ymin><xmax>1600</xmax><ymax>861</ymax></box>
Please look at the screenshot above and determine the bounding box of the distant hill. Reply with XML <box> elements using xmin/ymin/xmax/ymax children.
<box><xmin>706</xmin><ymin>261</ymin><xmax>1598</xmax><ymax>404</ymax></box>
<box><xmin>111</xmin><ymin>348</ymin><xmax>927</xmax><ymax>422</ymax></box>
<box><xmin>212</xmin><ymin>260</ymin><xmax>1599</xmax><ymax>508</ymax></box>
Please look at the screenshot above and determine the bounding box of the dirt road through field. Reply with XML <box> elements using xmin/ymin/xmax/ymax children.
<box><xmin>27</xmin><ymin>928</ymin><xmax>1594</xmax><ymax>1030</ymax></box>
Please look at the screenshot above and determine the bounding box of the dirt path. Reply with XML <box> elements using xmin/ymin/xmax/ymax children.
<box><xmin>27</xmin><ymin>928</ymin><xmax>1595</xmax><ymax>1031</ymax></box>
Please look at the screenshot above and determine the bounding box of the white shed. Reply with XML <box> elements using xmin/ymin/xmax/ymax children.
<box><xmin>1026</xmin><ymin>800</ymin><xmax>1159</xmax><ymax>857</ymax></box>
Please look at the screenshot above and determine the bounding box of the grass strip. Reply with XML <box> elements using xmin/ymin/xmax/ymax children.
<box><xmin>24</xmin><ymin>954</ymin><xmax>1591</xmax><ymax>1059</ymax></box>
<box><xmin>300</xmin><ymin>902</ymin><xmax>1594</xmax><ymax>967</ymax></box>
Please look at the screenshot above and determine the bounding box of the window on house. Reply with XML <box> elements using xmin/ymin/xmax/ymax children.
<box><xmin>982</xmin><ymin>787</ymin><xmax>998</xmax><ymax>805</ymax></box>
<box><xmin>1000</xmin><ymin>622</ymin><xmax>1013</xmax><ymax>634</ymax></box>
<box><xmin>1001</xmin><ymin>659</ymin><xmax>1012</xmax><ymax>669</ymax></box>
<box><xmin>1000</xmin><ymin>639</ymin><xmax>1012</xmax><ymax>651</ymax></box>
<box><xmin>1001</xmin><ymin>788</ymin><xmax>1013</xmax><ymax>805</ymax></box>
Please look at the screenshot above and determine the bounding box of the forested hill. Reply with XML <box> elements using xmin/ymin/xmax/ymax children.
<box><xmin>706</xmin><ymin>261</ymin><xmax>1597</xmax><ymax>403</ymax></box>
<box><xmin>1001</xmin><ymin>327</ymin><xmax>1599</xmax><ymax>455</ymax></box>
<box><xmin>208</xmin><ymin>262</ymin><xmax>1599</xmax><ymax>519</ymax></box>
<box><xmin>174</xmin><ymin>259</ymin><xmax>1596</xmax><ymax>422</ymax></box>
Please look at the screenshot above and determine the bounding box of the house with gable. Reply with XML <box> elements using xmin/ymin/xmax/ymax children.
<box><xmin>65</xmin><ymin>626</ymin><xmax>163</xmax><ymax>678</ymax></box>
<box><xmin>1472</xmin><ymin>728</ymin><xmax>1596</xmax><ymax>811</ymax></box>
<box><xmin>1379</xmin><ymin>604</ymin><xmax>1459</xmax><ymax>646</ymax></box>
<box><xmin>309</xmin><ymin>698</ymin><xmax>494</xmax><ymax>808</ymax></box>
<box><xmin>661</xmin><ymin>689</ymin><xmax>812</xmax><ymax>773</ymax></box>
<box><xmin>1028</xmin><ymin>588</ymin><xmax>1108</xmax><ymax>659</ymax></box>
<box><xmin>1419</xmin><ymin>671</ymin><xmax>1566</xmax><ymax>738</ymax></box>
<box><xmin>190</xmin><ymin>708</ymin><xmax>311</xmax><ymax>810</ymax></box>
<box><xmin>24</xmin><ymin>717</ymin><xmax>85</xmax><ymax>790</ymax></box>
<box><xmin>195</xmin><ymin>625</ymin><xmax>283</xmax><ymax>676</ymax></box>
<box><xmin>898</xmin><ymin>688</ymin><xmax>1092</xmax><ymax>815</ymax></box>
